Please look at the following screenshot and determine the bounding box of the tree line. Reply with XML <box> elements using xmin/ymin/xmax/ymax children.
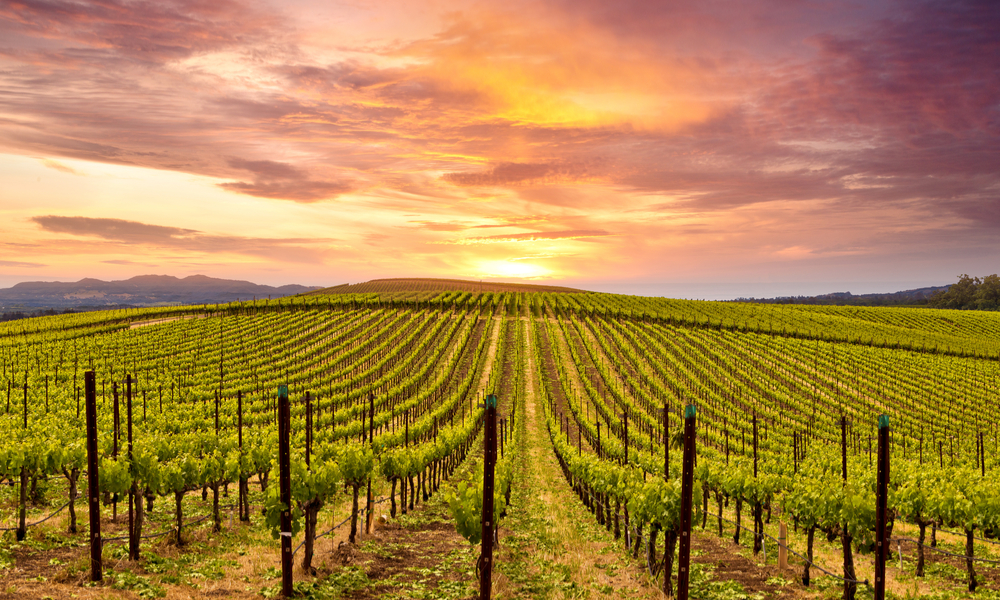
<box><xmin>928</xmin><ymin>274</ymin><xmax>1000</xmax><ymax>310</ymax></box>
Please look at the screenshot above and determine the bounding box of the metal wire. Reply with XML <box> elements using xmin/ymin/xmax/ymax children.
<box><xmin>291</xmin><ymin>495</ymin><xmax>391</xmax><ymax>557</ymax></box>
<box><xmin>562</xmin><ymin>468</ymin><xmax>869</xmax><ymax>587</ymax></box>
<box><xmin>894</xmin><ymin>536</ymin><xmax>1000</xmax><ymax>565</ymax></box>
<box><xmin>712</xmin><ymin>511</ymin><xmax>869</xmax><ymax>585</ymax></box>
<box><xmin>932</xmin><ymin>525</ymin><xmax>1000</xmax><ymax>546</ymax></box>
<box><xmin>101</xmin><ymin>502</ymin><xmax>239</xmax><ymax>544</ymax></box>
<box><xmin>0</xmin><ymin>501</ymin><xmax>71</xmax><ymax>531</ymax></box>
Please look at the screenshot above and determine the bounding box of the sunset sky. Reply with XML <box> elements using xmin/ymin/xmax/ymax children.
<box><xmin>1</xmin><ymin>0</ymin><xmax>997</xmax><ymax>298</ymax></box>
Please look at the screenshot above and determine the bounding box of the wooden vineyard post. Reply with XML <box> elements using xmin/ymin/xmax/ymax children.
<box><xmin>874</xmin><ymin>415</ymin><xmax>890</xmax><ymax>600</ymax></box>
<box><xmin>841</xmin><ymin>416</ymin><xmax>847</xmax><ymax>480</ymax></box>
<box><xmin>841</xmin><ymin>415</ymin><xmax>856</xmax><ymax>600</ymax></box>
<box><xmin>753</xmin><ymin>413</ymin><xmax>761</xmax><ymax>556</ymax></box>
<box><xmin>366</xmin><ymin>392</ymin><xmax>375</xmax><ymax>534</ymax></box>
<box><xmin>305</xmin><ymin>392</ymin><xmax>313</xmax><ymax>467</ymax></box>
<box><xmin>664</xmin><ymin>404</ymin><xmax>669</xmax><ymax>479</ymax></box>
<box><xmin>980</xmin><ymin>431</ymin><xmax>985</xmax><ymax>477</ymax></box>
<box><xmin>573</xmin><ymin>419</ymin><xmax>577</xmax><ymax>457</ymax></box>
<box><xmin>127</xmin><ymin>375</ymin><xmax>139</xmax><ymax>561</ymax></box>
<box><xmin>277</xmin><ymin>385</ymin><xmax>293</xmax><ymax>598</ymax></box>
<box><xmin>779</xmin><ymin>522</ymin><xmax>788</xmax><ymax>569</ymax></box>
<box><xmin>480</xmin><ymin>394</ymin><xmax>498</xmax><ymax>600</ymax></box>
<box><xmin>84</xmin><ymin>371</ymin><xmax>102</xmax><ymax>582</ymax></box>
<box><xmin>596</xmin><ymin>421</ymin><xmax>601</xmax><ymax>459</ymax></box>
<box><xmin>623</xmin><ymin>411</ymin><xmax>629</xmax><ymax>465</ymax></box>
<box><xmin>17</xmin><ymin>374</ymin><xmax>27</xmax><ymax>541</ymax></box>
<box><xmin>676</xmin><ymin>404</ymin><xmax>697</xmax><ymax>600</ymax></box>
<box><xmin>793</xmin><ymin>432</ymin><xmax>798</xmax><ymax>474</ymax></box>
<box><xmin>238</xmin><ymin>390</ymin><xmax>249</xmax><ymax>522</ymax></box>
<box><xmin>112</xmin><ymin>382</ymin><xmax>119</xmax><ymax>521</ymax></box>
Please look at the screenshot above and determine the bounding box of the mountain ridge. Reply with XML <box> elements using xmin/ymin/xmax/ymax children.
<box><xmin>0</xmin><ymin>275</ymin><xmax>320</xmax><ymax>309</ymax></box>
<box><xmin>734</xmin><ymin>285</ymin><xmax>949</xmax><ymax>306</ymax></box>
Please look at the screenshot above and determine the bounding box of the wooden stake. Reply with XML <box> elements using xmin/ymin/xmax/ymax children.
<box><xmin>84</xmin><ymin>372</ymin><xmax>102</xmax><ymax>582</ymax></box>
<box><xmin>278</xmin><ymin>385</ymin><xmax>293</xmax><ymax>597</ymax></box>
<box><xmin>676</xmin><ymin>405</ymin><xmax>697</xmax><ymax>600</ymax></box>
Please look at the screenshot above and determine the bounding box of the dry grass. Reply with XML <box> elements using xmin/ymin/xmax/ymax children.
<box><xmin>0</xmin><ymin>477</ymin><xmax>397</xmax><ymax>599</ymax></box>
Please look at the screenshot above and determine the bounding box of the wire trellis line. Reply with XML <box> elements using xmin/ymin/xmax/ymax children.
<box><xmin>0</xmin><ymin>501</ymin><xmax>71</xmax><ymax>532</ymax></box>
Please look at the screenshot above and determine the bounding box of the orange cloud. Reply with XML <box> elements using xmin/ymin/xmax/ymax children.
<box><xmin>396</xmin><ymin>10</ymin><xmax>718</xmax><ymax>130</ymax></box>
<box><xmin>435</xmin><ymin>229</ymin><xmax>613</xmax><ymax>245</ymax></box>
<box><xmin>442</xmin><ymin>162</ymin><xmax>599</xmax><ymax>186</ymax></box>
<box><xmin>30</xmin><ymin>216</ymin><xmax>329</xmax><ymax>263</ymax></box>
<box><xmin>40</xmin><ymin>158</ymin><xmax>82</xmax><ymax>174</ymax></box>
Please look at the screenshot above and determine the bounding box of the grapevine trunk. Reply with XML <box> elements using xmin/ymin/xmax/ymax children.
<box><xmin>966</xmin><ymin>527</ymin><xmax>977</xmax><ymax>592</ymax></box>
<box><xmin>841</xmin><ymin>527</ymin><xmax>856</xmax><ymax>600</ymax></box>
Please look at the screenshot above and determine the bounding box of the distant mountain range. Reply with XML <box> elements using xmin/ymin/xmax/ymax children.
<box><xmin>735</xmin><ymin>285</ymin><xmax>950</xmax><ymax>306</ymax></box>
<box><xmin>0</xmin><ymin>274</ymin><xmax>956</xmax><ymax>315</ymax></box>
<box><xmin>0</xmin><ymin>275</ymin><xmax>321</xmax><ymax>310</ymax></box>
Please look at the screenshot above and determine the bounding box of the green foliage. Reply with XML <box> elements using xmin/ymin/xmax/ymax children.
<box><xmin>446</xmin><ymin>478</ymin><xmax>484</xmax><ymax>545</ymax></box>
<box><xmin>929</xmin><ymin>274</ymin><xmax>1000</xmax><ymax>310</ymax></box>
<box><xmin>110</xmin><ymin>571</ymin><xmax>166</xmax><ymax>599</ymax></box>
<box><xmin>261</xmin><ymin>567</ymin><xmax>370</xmax><ymax>599</ymax></box>
<box><xmin>337</xmin><ymin>443</ymin><xmax>374</xmax><ymax>487</ymax></box>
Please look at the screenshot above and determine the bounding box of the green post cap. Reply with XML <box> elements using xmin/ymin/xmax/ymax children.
<box><xmin>878</xmin><ymin>415</ymin><xmax>889</xmax><ymax>429</ymax></box>
<box><xmin>486</xmin><ymin>394</ymin><xmax>498</xmax><ymax>408</ymax></box>
<box><xmin>278</xmin><ymin>384</ymin><xmax>288</xmax><ymax>398</ymax></box>
<box><xmin>685</xmin><ymin>404</ymin><xmax>697</xmax><ymax>419</ymax></box>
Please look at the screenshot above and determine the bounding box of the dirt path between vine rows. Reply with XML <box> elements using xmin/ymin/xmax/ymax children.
<box><xmin>485</xmin><ymin>317</ymin><xmax>662</xmax><ymax>599</ymax></box>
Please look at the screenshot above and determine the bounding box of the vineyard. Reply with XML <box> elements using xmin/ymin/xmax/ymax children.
<box><xmin>2</xmin><ymin>288</ymin><xmax>1000</xmax><ymax>599</ymax></box>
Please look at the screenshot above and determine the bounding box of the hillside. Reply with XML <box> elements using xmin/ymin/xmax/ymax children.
<box><xmin>736</xmin><ymin>285</ymin><xmax>949</xmax><ymax>306</ymax></box>
<box><xmin>0</xmin><ymin>274</ymin><xmax>319</xmax><ymax>309</ymax></box>
<box><xmin>308</xmin><ymin>277</ymin><xmax>588</xmax><ymax>295</ymax></box>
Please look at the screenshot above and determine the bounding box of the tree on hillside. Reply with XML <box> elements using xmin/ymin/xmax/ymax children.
<box><xmin>928</xmin><ymin>273</ymin><xmax>1000</xmax><ymax>310</ymax></box>
<box><xmin>974</xmin><ymin>274</ymin><xmax>1000</xmax><ymax>309</ymax></box>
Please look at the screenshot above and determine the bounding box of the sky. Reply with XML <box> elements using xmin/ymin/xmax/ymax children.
<box><xmin>0</xmin><ymin>0</ymin><xmax>997</xmax><ymax>299</ymax></box>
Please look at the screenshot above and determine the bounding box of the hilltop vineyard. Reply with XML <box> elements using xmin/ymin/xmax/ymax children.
<box><xmin>1</xmin><ymin>289</ymin><xmax>999</xmax><ymax>598</ymax></box>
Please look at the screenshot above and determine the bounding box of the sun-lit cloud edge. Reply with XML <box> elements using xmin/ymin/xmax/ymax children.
<box><xmin>433</xmin><ymin>229</ymin><xmax>615</xmax><ymax>245</ymax></box>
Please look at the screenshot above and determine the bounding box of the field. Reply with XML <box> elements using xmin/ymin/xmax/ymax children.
<box><xmin>1</xmin><ymin>284</ymin><xmax>1000</xmax><ymax>600</ymax></box>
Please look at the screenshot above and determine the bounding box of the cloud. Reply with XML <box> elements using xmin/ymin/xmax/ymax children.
<box><xmin>227</xmin><ymin>157</ymin><xmax>304</xmax><ymax>179</ymax></box>
<box><xmin>0</xmin><ymin>0</ymin><xmax>282</xmax><ymax>64</ymax></box>
<box><xmin>218</xmin><ymin>179</ymin><xmax>354</xmax><ymax>202</ymax></box>
<box><xmin>219</xmin><ymin>156</ymin><xmax>354</xmax><ymax>201</ymax></box>
<box><xmin>408</xmin><ymin>220</ymin><xmax>471</xmax><ymax>232</ymax></box>
<box><xmin>0</xmin><ymin>259</ymin><xmax>47</xmax><ymax>268</ymax></box>
<box><xmin>31</xmin><ymin>216</ymin><xmax>328</xmax><ymax>263</ymax></box>
<box><xmin>471</xmin><ymin>215</ymin><xmax>554</xmax><ymax>229</ymax></box>
<box><xmin>40</xmin><ymin>158</ymin><xmax>82</xmax><ymax>174</ymax></box>
<box><xmin>101</xmin><ymin>259</ymin><xmax>158</xmax><ymax>266</ymax></box>
<box><xmin>33</xmin><ymin>215</ymin><xmax>197</xmax><ymax>242</ymax></box>
<box><xmin>442</xmin><ymin>162</ymin><xmax>596</xmax><ymax>187</ymax></box>
<box><xmin>435</xmin><ymin>229</ymin><xmax>613</xmax><ymax>245</ymax></box>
